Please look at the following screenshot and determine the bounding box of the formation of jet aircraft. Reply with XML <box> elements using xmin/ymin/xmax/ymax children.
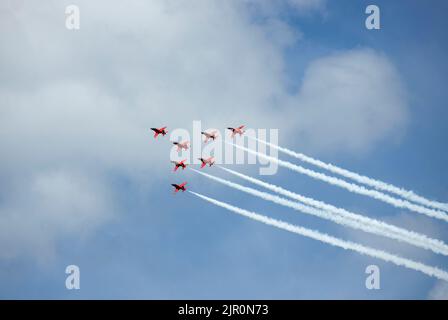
<box><xmin>227</xmin><ymin>125</ymin><xmax>245</xmax><ymax>138</ymax></box>
<box><xmin>172</xmin><ymin>141</ymin><xmax>189</xmax><ymax>151</ymax></box>
<box><xmin>171</xmin><ymin>159</ymin><xmax>188</xmax><ymax>172</ymax></box>
<box><xmin>151</xmin><ymin>126</ymin><xmax>168</xmax><ymax>138</ymax></box>
<box><xmin>198</xmin><ymin>157</ymin><xmax>215</xmax><ymax>168</ymax></box>
<box><xmin>201</xmin><ymin>130</ymin><xmax>218</xmax><ymax>143</ymax></box>
<box><xmin>171</xmin><ymin>182</ymin><xmax>187</xmax><ymax>193</ymax></box>
<box><xmin>150</xmin><ymin>125</ymin><xmax>245</xmax><ymax>193</ymax></box>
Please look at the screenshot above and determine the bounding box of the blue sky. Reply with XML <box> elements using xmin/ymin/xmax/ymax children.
<box><xmin>0</xmin><ymin>0</ymin><xmax>447</xmax><ymax>299</ymax></box>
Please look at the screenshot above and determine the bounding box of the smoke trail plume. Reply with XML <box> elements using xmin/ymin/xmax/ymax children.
<box><xmin>217</xmin><ymin>166</ymin><xmax>448</xmax><ymax>256</ymax></box>
<box><xmin>189</xmin><ymin>191</ymin><xmax>448</xmax><ymax>282</ymax></box>
<box><xmin>226</xmin><ymin>142</ymin><xmax>448</xmax><ymax>223</ymax></box>
<box><xmin>250</xmin><ymin>136</ymin><xmax>448</xmax><ymax>212</ymax></box>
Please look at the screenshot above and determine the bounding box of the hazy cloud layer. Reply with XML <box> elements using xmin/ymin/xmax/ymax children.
<box><xmin>0</xmin><ymin>169</ymin><xmax>111</xmax><ymax>262</ymax></box>
<box><xmin>0</xmin><ymin>0</ymin><xmax>409</xmax><ymax>261</ymax></box>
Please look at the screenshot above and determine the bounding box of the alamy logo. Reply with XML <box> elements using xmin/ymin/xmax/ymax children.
<box><xmin>65</xmin><ymin>5</ymin><xmax>80</xmax><ymax>30</ymax></box>
<box><xmin>167</xmin><ymin>121</ymin><xmax>279</xmax><ymax>175</ymax></box>
<box><xmin>365</xmin><ymin>5</ymin><xmax>381</xmax><ymax>30</ymax></box>
<box><xmin>365</xmin><ymin>265</ymin><xmax>380</xmax><ymax>290</ymax></box>
<box><xmin>65</xmin><ymin>265</ymin><xmax>80</xmax><ymax>290</ymax></box>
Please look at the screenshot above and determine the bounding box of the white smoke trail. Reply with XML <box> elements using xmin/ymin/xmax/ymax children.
<box><xmin>226</xmin><ymin>141</ymin><xmax>448</xmax><ymax>223</ymax></box>
<box><xmin>217</xmin><ymin>166</ymin><xmax>448</xmax><ymax>256</ymax></box>
<box><xmin>250</xmin><ymin>136</ymin><xmax>448</xmax><ymax>212</ymax></box>
<box><xmin>189</xmin><ymin>191</ymin><xmax>448</xmax><ymax>282</ymax></box>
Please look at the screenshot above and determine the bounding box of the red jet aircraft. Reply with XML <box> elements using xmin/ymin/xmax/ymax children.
<box><xmin>198</xmin><ymin>157</ymin><xmax>215</xmax><ymax>168</ymax></box>
<box><xmin>201</xmin><ymin>130</ymin><xmax>218</xmax><ymax>143</ymax></box>
<box><xmin>171</xmin><ymin>182</ymin><xmax>187</xmax><ymax>193</ymax></box>
<box><xmin>171</xmin><ymin>159</ymin><xmax>188</xmax><ymax>172</ymax></box>
<box><xmin>227</xmin><ymin>125</ymin><xmax>245</xmax><ymax>138</ymax></box>
<box><xmin>172</xmin><ymin>141</ymin><xmax>189</xmax><ymax>151</ymax></box>
<box><xmin>151</xmin><ymin>126</ymin><xmax>168</xmax><ymax>138</ymax></box>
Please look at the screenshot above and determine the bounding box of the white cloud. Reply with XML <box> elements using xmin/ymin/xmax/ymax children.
<box><xmin>0</xmin><ymin>0</ymin><xmax>292</xmax><ymax>261</ymax></box>
<box><xmin>0</xmin><ymin>169</ymin><xmax>111</xmax><ymax>263</ymax></box>
<box><xmin>290</xmin><ymin>49</ymin><xmax>409</xmax><ymax>154</ymax></box>
<box><xmin>263</xmin><ymin>18</ymin><xmax>303</xmax><ymax>48</ymax></box>
<box><xmin>0</xmin><ymin>1</ymin><xmax>409</xmax><ymax>261</ymax></box>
